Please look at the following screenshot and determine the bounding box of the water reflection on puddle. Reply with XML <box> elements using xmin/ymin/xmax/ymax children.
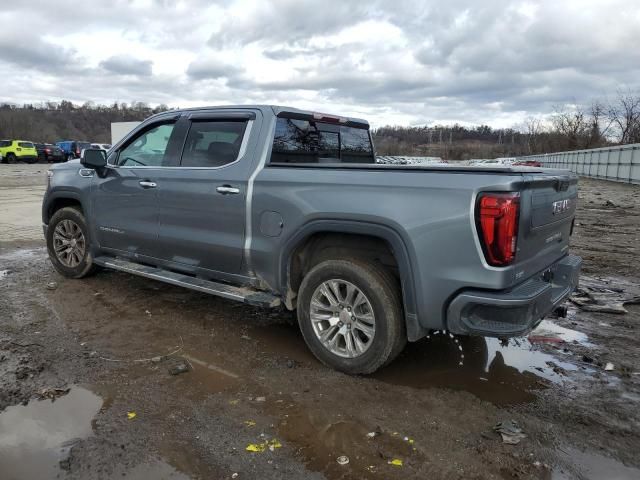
<box><xmin>0</xmin><ymin>386</ymin><xmax>102</xmax><ymax>479</ymax></box>
<box><xmin>553</xmin><ymin>446</ymin><xmax>640</xmax><ymax>480</ymax></box>
<box><xmin>375</xmin><ymin>322</ymin><xmax>591</xmax><ymax>406</ymax></box>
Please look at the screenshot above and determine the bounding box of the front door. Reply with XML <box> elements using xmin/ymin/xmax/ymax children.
<box><xmin>153</xmin><ymin>113</ymin><xmax>257</xmax><ymax>276</ymax></box>
<box><xmin>91</xmin><ymin>118</ymin><xmax>183</xmax><ymax>258</ymax></box>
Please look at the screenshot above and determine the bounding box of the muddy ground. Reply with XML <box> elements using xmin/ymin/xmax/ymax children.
<box><xmin>0</xmin><ymin>164</ymin><xmax>639</xmax><ymax>480</ymax></box>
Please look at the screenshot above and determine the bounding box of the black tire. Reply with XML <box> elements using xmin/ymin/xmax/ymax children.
<box><xmin>46</xmin><ymin>207</ymin><xmax>97</xmax><ymax>279</ymax></box>
<box><xmin>6</xmin><ymin>153</ymin><xmax>16</xmax><ymax>164</ymax></box>
<box><xmin>297</xmin><ymin>258</ymin><xmax>406</xmax><ymax>374</ymax></box>
<box><xmin>66</xmin><ymin>154</ymin><xmax>74</xmax><ymax>162</ymax></box>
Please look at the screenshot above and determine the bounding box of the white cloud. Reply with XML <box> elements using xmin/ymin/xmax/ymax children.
<box><xmin>0</xmin><ymin>0</ymin><xmax>638</xmax><ymax>127</ymax></box>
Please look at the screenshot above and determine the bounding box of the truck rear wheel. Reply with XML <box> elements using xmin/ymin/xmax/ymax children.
<box><xmin>297</xmin><ymin>258</ymin><xmax>406</xmax><ymax>374</ymax></box>
<box><xmin>46</xmin><ymin>207</ymin><xmax>97</xmax><ymax>279</ymax></box>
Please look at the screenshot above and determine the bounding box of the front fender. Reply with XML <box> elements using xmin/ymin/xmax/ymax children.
<box><xmin>42</xmin><ymin>189</ymin><xmax>86</xmax><ymax>224</ymax></box>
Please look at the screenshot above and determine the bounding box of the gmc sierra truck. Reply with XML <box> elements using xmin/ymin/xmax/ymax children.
<box><xmin>42</xmin><ymin>105</ymin><xmax>582</xmax><ymax>374</ymax></box>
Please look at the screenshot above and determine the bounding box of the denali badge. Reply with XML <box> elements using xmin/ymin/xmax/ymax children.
<box><xmin>99</xmin><ymin>226</ymin><xmax>124</xmax><ymax>234</ymax></box>
<box><xmin>552</xmin><ymin>198</ymin><xmax>574</xmax><ymax>215</ymax></box>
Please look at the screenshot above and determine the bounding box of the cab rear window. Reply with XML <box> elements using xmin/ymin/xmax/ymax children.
<box><xmin>270</xmin><ymin>117</ymin><xmax>374</xmax><ymax>164</ymax></box>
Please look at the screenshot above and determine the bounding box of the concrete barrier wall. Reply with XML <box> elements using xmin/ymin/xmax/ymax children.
<box><xmin>516</xmin><ymin>144</ymin><xmax>640</xmax><ymax>185</ymax></box>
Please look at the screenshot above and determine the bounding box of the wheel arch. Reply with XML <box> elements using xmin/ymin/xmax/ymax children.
<box><xmin>279</xmin><ymin>220</ymin><xmax>425</xmax><ymax>341</ymax></box>
<box><xmin>44</xmin><ymin>192</ymin><xmax>85</xmax><ymax>224</ymax></box>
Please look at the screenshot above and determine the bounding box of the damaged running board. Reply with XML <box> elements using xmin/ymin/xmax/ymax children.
<box><xmin>93</xmin><ymin>256</ymin><xmax>281</xmax><ymax>308</ymax></box>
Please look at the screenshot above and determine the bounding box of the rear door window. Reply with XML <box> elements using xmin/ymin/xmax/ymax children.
<box><xmin>180</xmin><ymin>121</ymin><xmax>247</xmax><ymax>168</ymax></box>
<box><xmin>18</xmin><ymin>142</ymin><xmax>34</xmax><ymax>148</ymax></box>
<box><xmin>270</xmin><ymin>117</ymin><xmax>373</xmax><ymax>164</ymax></box>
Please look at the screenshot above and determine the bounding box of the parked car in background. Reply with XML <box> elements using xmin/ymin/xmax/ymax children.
<box><xmin>91</xmin><ymin>143</ymin><xmax>112</xmax><ymax>151</ymax></box>
<box><xmin>0</xmin><ymin>139</ymin><xmax>38</xmax><ymax>163</ymax></box>
<box><xmin>35</xmin><ymin>143</ymin><xmax>65</xmax><ymax>163</ymax></box>
<box><xmin>513</xmin><ymin>159</ymin><xmax>543</xmax><ymax>167</ymax></box>
<box><xmin>469</xmin><ymin>158</ymin><xmax>516</xmax><ymax>167</ymax></box>
<box><xmin>56</xmin><ymin>140</ymin><xmax>92</xmax><ymax>161</ymax></box>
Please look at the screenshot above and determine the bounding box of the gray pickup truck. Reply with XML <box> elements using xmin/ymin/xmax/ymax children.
<box><xmin>42</xmin><ymin>105</ymin><xmax>581</xmax><ymax>374</ymax></box>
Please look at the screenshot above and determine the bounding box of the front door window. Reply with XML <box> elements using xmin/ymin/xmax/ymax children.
<box><xmin>117</xmin><ymin>123</ymin><xmax>175</xmax><ymax>167</ymax></box>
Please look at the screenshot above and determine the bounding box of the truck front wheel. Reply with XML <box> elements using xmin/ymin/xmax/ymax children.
<box><xmin>46</xmin><ymin>207</ymin><xmax>97</xmax><ymax>279</ymax></box>
<box><xmin>297</xmin><ymin>259</ymin><xmax>406</xmax><ymax>374</ymax></box>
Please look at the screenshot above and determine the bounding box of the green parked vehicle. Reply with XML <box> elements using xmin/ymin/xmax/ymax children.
<box><xmin>0</xmin><ymin>139</ymin><xmax>38</xmax><ymax>164</ymax></box>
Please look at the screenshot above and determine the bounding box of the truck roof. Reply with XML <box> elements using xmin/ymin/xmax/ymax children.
<box><xmin>149</xmin><ymin>105</ymin><xmax>370</xmax><ymax>127</ymax></box>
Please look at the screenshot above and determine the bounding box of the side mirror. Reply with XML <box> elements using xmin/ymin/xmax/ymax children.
<box><xmin>81</xmin><ymin>149</ymin><xmax>107</xmax><ymax>170</ymax></box>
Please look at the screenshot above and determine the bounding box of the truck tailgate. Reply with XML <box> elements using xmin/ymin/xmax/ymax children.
<box><xmin>515</xmin><ymin>172</ymin><xmax>578</xmax><ymax>279</ymax></box>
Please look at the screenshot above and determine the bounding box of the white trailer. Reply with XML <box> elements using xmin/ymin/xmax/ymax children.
<box><xmin>111</xmin><ymin>122</ymin><xmax>141</xmax><ymax>145</ymax></box>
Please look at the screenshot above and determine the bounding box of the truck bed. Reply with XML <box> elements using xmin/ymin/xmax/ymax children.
<box><xmin>269</xmin><ymin>161</ymin><xmax>547</xmax><ymax>175</ymax></box>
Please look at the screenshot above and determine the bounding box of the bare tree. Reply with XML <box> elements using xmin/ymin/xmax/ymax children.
<box><xmin>588</xmin><ymin>100</ymin><xmax>613</xmax><ymax>147</ymax></box>
<box><xmin>551</xmin><ymin>104</ymin><xmax>588</xmax><ymax>149</ymax></box>
<box><xmin>523</xmin><ymin>117</ymin><xmax>544</xmax><ymax>154</ymax></box>
<box><xmin>607</xmin><ymin>89</ymin><xmax>640</xmax><ymax>144</ymax></box>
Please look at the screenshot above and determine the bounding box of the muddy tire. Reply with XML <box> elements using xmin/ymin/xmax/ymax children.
<box><xmin>297</xmin><ymin>258</ymin><xmax>406</xmax><ymax>374</ymax></box>
<box><xmin>46</xmin><ymin>207</ymin><xmax>97</xmax><ymax>279</ymax></box>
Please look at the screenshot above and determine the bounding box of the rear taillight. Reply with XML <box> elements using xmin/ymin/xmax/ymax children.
<box><xmin>45</xmin><ymin>148</ymin><xmax>51</xmax><ymax>153</ymax></box>
<box><xmin>476</xmin><ymin>192</ymin><xmax>520</xmax><ymax>266</ymax></box>
<box><xmin>76</xmin><ymin>148</ymin><xmax>80</xmax><ymax>155</ymax></box>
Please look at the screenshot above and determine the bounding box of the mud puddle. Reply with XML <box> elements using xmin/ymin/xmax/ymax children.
<box><xmin>267</xmin><ymin>399</ymin><xmax>416</xmax><ymax>478</ymax></box>
<box><xmin>553</xmin><ymin>446</ymin><xmax>640</xmax><ymax>480</ymax></box>
<box><xmin>0</xmin><ymin>386</ymin><xmax>102</xmax><ymax>479</ymax></box>
<box><xmin>529</xmin><ymin>318</ymin><xmax>592</xmax><ymax>346</ymax></box>
<box><xmin>176</xmin><ymin>352</ymin><xmax>240</xmax><ymax>401</ymax></box>
<box><xmin>375</xmin><ymin>323</ymin><xmax>592</xmax><ymax>406</ymax></box>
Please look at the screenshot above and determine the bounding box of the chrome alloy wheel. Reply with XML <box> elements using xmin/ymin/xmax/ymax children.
<box><xmin>309</xmin><ymin>279</ymin><xmax>376</xmax><ymax>358</ymax></box>
<box><xmin>53</xmin><ymin>219</ymin><xmax>86</xmax><ymax>268</ymax></box>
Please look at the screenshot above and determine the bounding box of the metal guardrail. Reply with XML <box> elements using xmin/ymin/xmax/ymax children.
<box><xmin>515</xmin><ymin>144</ymin><xmax>640</xmax><ymax>185</ymax></box>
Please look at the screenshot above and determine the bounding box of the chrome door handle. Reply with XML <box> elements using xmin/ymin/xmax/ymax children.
<box><xmin>139</xmin><ymin>181</ymin><xmax>157</xmax><ymax>188</ymax></box>
<box><xmin>216</xmin><ymin>185</ymin><xmax>240</xmax><ymax>194</ymax></box>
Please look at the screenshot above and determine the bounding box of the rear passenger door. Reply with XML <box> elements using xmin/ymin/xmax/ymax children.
<box><xmin>154</xmin><ymin>111</ymin><xmax>258</xmax><ymax>277</ymax></box>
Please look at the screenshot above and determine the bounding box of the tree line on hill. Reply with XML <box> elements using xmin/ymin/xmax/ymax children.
<box><xmin>373</xmin><ymin>91</ymin><xmax>640</xmax><ymax>159</ymax></box>
<box><xmin>0</xmin><ymin>91</ymin><xmax>638</xmax><ymax>159</ymax></box>
<box><xmin>0</xmin><ymin>100</ymin><xmax>170</xmax><ymax>145</ymax></box>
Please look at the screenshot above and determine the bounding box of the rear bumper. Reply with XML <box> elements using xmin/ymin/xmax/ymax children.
<box><xmin>446</xmin><ymin>254</ymin><xmax>582</xmax><ymax>337</ymax></box>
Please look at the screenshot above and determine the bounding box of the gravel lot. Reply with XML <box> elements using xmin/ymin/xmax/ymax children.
<box><xmin>1</xmin><ymin>164</ymin><xmax>639</xmax><ymax>480</ymax></box>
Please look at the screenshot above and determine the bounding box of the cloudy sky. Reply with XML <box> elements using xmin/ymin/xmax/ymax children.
<box><xmin>1</xmin><ymin>0</ymin><xmax>638</xmax><ymax>127</ymax></box>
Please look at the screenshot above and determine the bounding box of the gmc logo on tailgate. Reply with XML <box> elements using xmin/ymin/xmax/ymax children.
<box><xmin>552</xmin><ymin>198</ymin><xmax>575</xmax><ymax>215</ymax></box>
